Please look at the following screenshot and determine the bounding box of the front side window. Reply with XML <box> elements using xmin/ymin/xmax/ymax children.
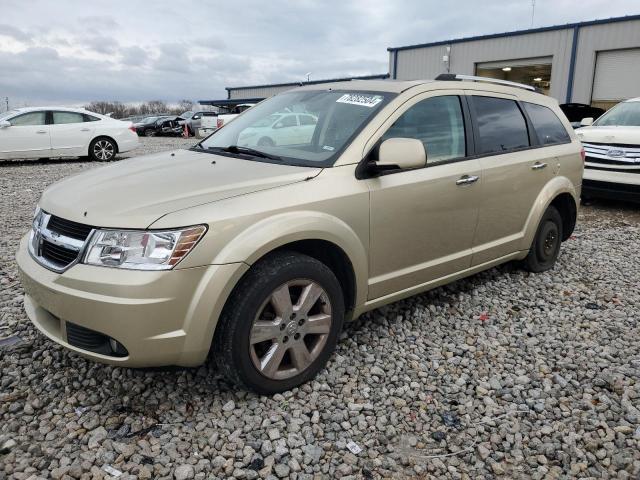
<box><xmin>594</xmin><ymin>101</ymin><xmax>640</xmax><ymax>127</ymax></box>
<box><xmin>200</xmin><ymin>90</ymin><xmax>395</xmax><ymax>166</ymax></box>
<box><xmin>472</xmin><ymin>96</ymin><xmax>529</xmax><ymax>154</ymax></box>
<box><xmin>9</xmin><ymin>111</ymin><xmax>46</xmax><ymax>126</ymax></box>
<box><xmin>523</xmin><ymin>102</ymin><xmax>571</xmax><ymax>145</ymax></box>
<box><xmin>53</xmin><ymin>111</ymin><xmax>84</xmax><ymax>124</ymax></box>
<box><xmin>381</xmin><ymin>95</ymin><xmax>465</xmax><ymax>164</ymax></box>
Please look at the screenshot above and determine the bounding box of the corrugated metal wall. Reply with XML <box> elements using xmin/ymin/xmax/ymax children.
<box><xmin>572</xmin><ymin>19</ymin><xmax>640</xmax><ymax>104</ymax></box>
<box><xmin>394</xmin><ymin>28</ymin><xmax>573</xmax><ymax>101</ymax></box>
<box><xmin>228</xmin><ymin>85</ymin><xmax>298</xmax><ymax>100</ymax></box>
<box><xmin>391</xmin><ymin>18</ymin><xmax>640</xmax><ymax>104</ymax></box>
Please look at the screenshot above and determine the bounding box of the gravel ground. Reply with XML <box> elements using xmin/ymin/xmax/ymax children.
<box><xmin>1</xmin><ymin>137</ymin><xmax>639</xmax><ymax>479</ymax></box>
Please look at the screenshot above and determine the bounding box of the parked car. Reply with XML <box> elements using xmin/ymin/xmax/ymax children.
<box><xmin>180</xmin><ymin>111</ymin><xmax>218</xmax><ymax>135</ymax></box>
<box><xmin>17</xmin><ymin>75</ymin><xmax>582</xmax><ymax>394</ymax></box>
<box><xmin>576</xmin><ymin>97</ymin><xmax>640</xmax><ymax>202</ymax></box>
<box><xmin>238</xmin><ymin>113</ymin><xmax>317</xmax><ymax>147</ymax></box>
<box><xmin>0</xmin><ymin>107</ymin><xmax>138</xmax><ymax>161</ymax></box>
<box><xmin>216</xmin><ymin>103</ymin><xmax>255</xmax><ymax>130</ymax></box>
<box><xmin>134</xmin><ymin>116</ymin><xmax>186</xmax><ymax>137</ymax></box>
<box><xmin>133</xmin><ymin>116</ymin><xmax>164</xmax><ymax>137</ymax></box>
<box><xmin>559</xmin><ymin>103</ymin><xmax>605</xmax><ymax>128</ymax></box>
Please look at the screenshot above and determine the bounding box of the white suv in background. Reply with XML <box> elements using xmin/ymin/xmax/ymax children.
<box><xmin>577</xmin><ymin>98</ymin><xmax>640</xmax><ymax>202</ymax></box>
<box><xmin>0</xmin><ymin>107</ymin><xmax>139</xmax><ymax>161</ymax></box>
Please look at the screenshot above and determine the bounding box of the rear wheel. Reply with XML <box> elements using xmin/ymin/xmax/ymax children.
<box><xmin>214</xmin><ymin>251</ymin><xmax>344</xmax><ymax>394</ymax></box>
<box><xmin>522</xmin><ymin>206</ymin><xmax>563</xmax><ymax>272</ymax></box>
<box><xmin>88</xmin><ymin>137</ymin><xmax>116</xmax><ymax>161</ymax></box>
<box><xmin>144</xmin><ymin>129</ymin><xmax>155</xmax><ymax>137</ymax></box>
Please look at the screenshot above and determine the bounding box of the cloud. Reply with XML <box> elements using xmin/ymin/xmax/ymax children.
<box><xmin>0</xmin><ymin>0</ymin><xmax>637</xmax><ymax>105</ymax></box>
<box><xmin>0</xmin><ymin>24</ymin><xmax>33</xmax><ymax>43</ymax></box>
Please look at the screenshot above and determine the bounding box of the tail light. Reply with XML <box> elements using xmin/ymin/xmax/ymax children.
<box><xmin>128</xmin><ymin>123</ymin><xmax>136</xmax><ymax>133</ymax></box>
<box><xmin>580</xmin><ymin>147</ymin><xmax>585</xmax><ymax>163</ymax></box>
<box><xmin>216</xmin><ymin>119</ymin><xmax>223</xmax><ymax>129</ymax></box>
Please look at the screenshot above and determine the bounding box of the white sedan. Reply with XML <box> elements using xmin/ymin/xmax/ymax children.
<box><xmin>238</xmin><ymin>113</ymin><xmax>317</xmax><ymax>147</ymax></box>
<box><xmin>0</xmin><ymin>107</ymin><xmax>139</xmax><ymax>161</ymax></box>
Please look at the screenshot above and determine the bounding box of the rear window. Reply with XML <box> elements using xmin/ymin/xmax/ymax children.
<box><xmin>53</xmin><ymin>111</ymin><xmax>84</xmax><ymax>124</ymax></box>
<box><xmin>472</xmin><ymin>96</ymin><xmax>529</xmax><ymax>154</ymax></box>
<box><xmin>523</xmin><ymin>102</ymin><xmax>570</xmax><ymax>145</ymax></box>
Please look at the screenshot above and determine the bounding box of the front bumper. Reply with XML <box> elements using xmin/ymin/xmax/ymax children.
<box><xmin>583</xmin><ymin>168</ymin><xmax>640</xmax><ymax>203</ymax></box>
<box><xmin>16</xmin><ymin>234</ymin><xmax>248</xmax><ymax>367</ymax></box>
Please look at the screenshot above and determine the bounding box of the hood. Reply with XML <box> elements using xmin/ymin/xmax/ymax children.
<box><xmin>40</xmin><ymin>149</ymin><xmax>321</xmax><ymax>228</ymax></box>
<box><xmin>576</xmin><ymin>125</ymin><xmax>640</xmax><ymax>145</ymax></box>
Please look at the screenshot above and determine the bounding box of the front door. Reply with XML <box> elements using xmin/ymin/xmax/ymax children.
<box><xmin>0</xmin><ymin>111</ymin><xmax>50</xmax><ymax>159</ymax></box>
<box><xmin>366</xmin><ymin>92</ymin><xmax>482</xmax><ymax>299</ymax></box>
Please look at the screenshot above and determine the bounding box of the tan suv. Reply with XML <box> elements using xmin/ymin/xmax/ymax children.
<box><xmin>17</xmin><ymin>75</ymin><xmax>583</xmax><ymax>393</ymax></box>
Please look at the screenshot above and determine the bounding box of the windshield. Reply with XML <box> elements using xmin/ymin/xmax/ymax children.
<box><xmin>594</xmin><ymin>101</ymin><xmax>640</xmax><ymax>127</ymax></box>
<box><xmin>200</xmin><ymin>90</ymin><xmax>395</xmax><ymax>166</ymax></box>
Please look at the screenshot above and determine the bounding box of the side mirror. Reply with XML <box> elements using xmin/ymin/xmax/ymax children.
<box><xmin>0</xmin><ymin>120</ymin><xmax>11</xmax><ymax>128</ymax></box>
<box><xmin>274</xmin><ymin>122</ymin><xmax>284</xmax><ymax>129</ymax></box>
<box><xmin>192</xmin><ymin>115</ymin><xmax>201</xmax><ymax>120</ymax></box>
<box><xmin>377</xmin><ymin>138</ymin><xmax>427</xmax><ymax>170</ymax></box>
<box><xmin>580</xmin><ymin>117</ymin><xmax>594</xmax><ymax>127</ymax></box>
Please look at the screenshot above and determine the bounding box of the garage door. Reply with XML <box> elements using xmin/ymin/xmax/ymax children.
<box><xmin>592</xmin><ymin>48</ymin><xmax>640</xmax><ymax>102</ymax></box>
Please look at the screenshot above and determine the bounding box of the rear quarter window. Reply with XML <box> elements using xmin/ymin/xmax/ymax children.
<box><xmin>523</xmin><ymin>102</ymin><xmax>571</xmax><ymax>145</ymax></box>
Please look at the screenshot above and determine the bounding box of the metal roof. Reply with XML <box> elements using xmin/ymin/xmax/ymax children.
<box><xmin>197</xmin><ymin>98</ymin><xmax>265</xmax><ymax>106</ymax></box>
<box><xmin>388</xmin><ymin>14</ymin><xmax>640</xmax><ymax>52</ymax></box>
<box><xmin>225</xmin><ymin>73</ymin><xmax>390</xmax><ymax>92</ymax></box>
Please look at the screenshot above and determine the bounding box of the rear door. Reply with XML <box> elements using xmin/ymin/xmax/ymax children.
<box><xmin>468</xmin><ymin>93</ymin><xmax>555</xmax><ymax>265</ymax></box>
<box><xmin>49</xmin><ymin>111</ymin><xmax>96</xmax><ymax>156</ymax></box>
<box><xmin>0</xmin><ymin>111</ymin><xmax>50</xmax><ymax>159</ymax></box>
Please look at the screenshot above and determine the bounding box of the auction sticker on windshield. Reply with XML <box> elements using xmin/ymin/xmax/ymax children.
<box><xmin>336</xmin><ymin>93</ymin><xmax>384</xmax><ymax>108</ymax></box>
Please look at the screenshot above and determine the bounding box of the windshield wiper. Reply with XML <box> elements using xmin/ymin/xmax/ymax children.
<box><xmin>208</xmin><ymin>145</ymin><xmax>282</xmax><ymax>161</ymax></box>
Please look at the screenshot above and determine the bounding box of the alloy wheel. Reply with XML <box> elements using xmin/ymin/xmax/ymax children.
<box><xmin>249</xmin><ymin>279</ymin><xmax>332</xmax><ymax>380</ymax></box>
<box><xmin>93</xmin><ymin>140</ymin><xmax>115</xmax><ymax>160</ymax></box>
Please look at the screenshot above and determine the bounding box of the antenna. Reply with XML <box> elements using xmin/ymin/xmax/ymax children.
<box><xmin>531</xmin><ymin>0</ymin><xmax>536</xmax><ymax>27</ymax></box>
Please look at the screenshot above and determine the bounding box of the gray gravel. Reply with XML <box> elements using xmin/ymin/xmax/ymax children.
<box><xmin>1</xmin><ymin>137</ymin><xmax>639</xmax><ymax>479</ymax></box>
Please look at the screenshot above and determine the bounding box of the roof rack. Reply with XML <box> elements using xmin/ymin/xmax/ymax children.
<box><xmin>435</xmin><ymin>73</ymin><xmax>538</xmax><ymax>92</ymax></box>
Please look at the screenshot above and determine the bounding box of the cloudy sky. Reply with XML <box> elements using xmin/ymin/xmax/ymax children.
<box><xmin>0</xmin><ymin>0</ymin><xmax>638</xmax><ymax>106</ymax></box>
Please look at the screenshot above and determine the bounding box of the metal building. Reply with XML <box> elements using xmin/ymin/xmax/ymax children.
<box><xmin>225</xmin><ymin>73</ymin><xmax>389</xmax><ymax>100</ymax></box>
<box><xmin>388</xmin><ymin>14</ymin><xmax>640</xmax><ymax>109</ymax></box>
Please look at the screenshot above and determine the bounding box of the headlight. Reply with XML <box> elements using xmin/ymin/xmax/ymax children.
<box><xmin>83</xmin><ymin>225</ymin><xmax>206</xmax><ymax>270</ymax></box>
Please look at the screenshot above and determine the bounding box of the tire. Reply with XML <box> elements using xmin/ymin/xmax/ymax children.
<box><xmin>258</xmin><ymin>137</ymin><xmax>275</xmax><ymax>147</ymax></box>
<box><xmin>144</xmin><ymin>129</ymin><xmax>155</xmax><ymax>137</ymax></box>
<box><xmin>214</xmin><ymin>251</ymin><xmax>344</xmax><ymax>394</ymax></box>
<box><xmin>88</xmin><ymin>137</ymin><xmax>117</xmax><ymax>161</ymax></box>
<box><xmin>522</xmin><ymin>206</ymin><xmax>563</xmax><ymax>273</ymax></box>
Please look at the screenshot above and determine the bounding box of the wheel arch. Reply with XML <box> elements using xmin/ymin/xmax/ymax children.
<box><xmin>521</xmin><ymin>177</ymin><xmax>579</xmax><ymax>250</ymax></box>
<box><xmin>89</xmin><ymin>135</ymin><xmax>119</xmax><ymax>155</ymax></box>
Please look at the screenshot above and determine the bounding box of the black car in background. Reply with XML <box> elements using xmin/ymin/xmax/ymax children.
<box><xmin>559</xmin><ymin>103</ymin><xmax>605</xmax><ymax>128</ymax></box>
<box><xmin>134</xmin><ymin>116</ymin><xmax>186</xmax><ymax>137</ymax></box>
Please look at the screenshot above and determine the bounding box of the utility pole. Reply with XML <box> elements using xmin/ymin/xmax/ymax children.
<box><xmin>531</xmin><ymin>0</ymin><xmax>536</xmax><ymax>27</ymax></box>
<box><xmin>4</xmin><ymin>97</ymin><xmax>8</xmax><ymax>112</ymax></box>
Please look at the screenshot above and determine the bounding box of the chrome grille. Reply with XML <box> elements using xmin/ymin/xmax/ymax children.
<box><xmin>29</xmin><ymin>212</ymin><xmax>94</xmax><ymax>273</ymax></box>
<box><xmin>583</xmin><ymin>142</ymin><xmax>640</xmax><ymax>172</ymax></box>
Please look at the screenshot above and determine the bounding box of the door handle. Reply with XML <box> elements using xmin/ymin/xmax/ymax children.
<box><xmin>531</xmin><ymin>162</ymin><xmax>547</xmax><ymax>170</ymax></box>
<box><xmin>80</xmin><ymin>128</ymin><xmax>90</xmax><ymax>132</ymax></box>
<box><xmin>36</xmin><ymin>130</ymin><xmax>47</xmax><ymax>134</ymax></box>
<box><xmin>456</xmin><ymin>175</ymin><xmax>479</xmax><ymax>186</ymax></box>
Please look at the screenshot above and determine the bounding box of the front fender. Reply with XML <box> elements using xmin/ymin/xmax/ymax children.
<box><xmin>519</xmin><ymin>176</ymin><xmax>579</xmax><ymax>252</ymax></box>
<box><xmin>212</xmin><ymin>211</ymin><xmax>369</xmax><ymax>310</ymax></box>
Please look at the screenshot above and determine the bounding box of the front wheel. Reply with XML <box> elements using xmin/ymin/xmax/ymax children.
<box><xmin>213</xmin><ymin>251</ymin><xmax>344</xmax><ymax>394</ymax></box>
<box><xmin>89</xmin><ymin>137</ymin><xmax>116</xmax><ymax>161</ymax></box>
<box><xmin>522</xmin><ymin>205</ymin><xmax>563</xmax><ymax>272</ymax></box>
